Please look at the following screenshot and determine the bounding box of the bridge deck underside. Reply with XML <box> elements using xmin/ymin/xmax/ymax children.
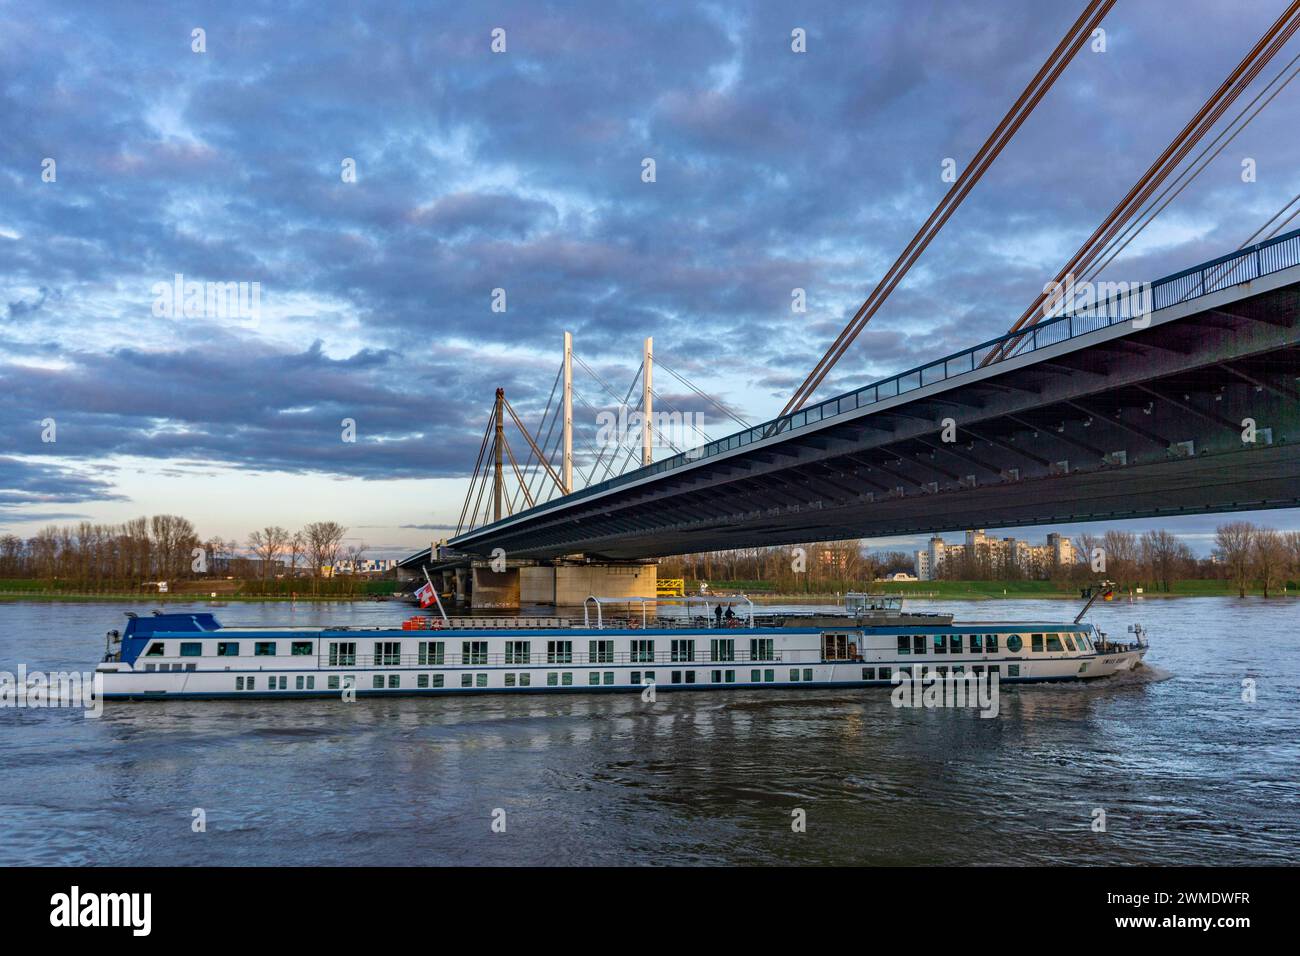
<box><xmin>452</xmin><ymin>283</ymin><xmax>1300</xmax><ymax>560</ymax></box>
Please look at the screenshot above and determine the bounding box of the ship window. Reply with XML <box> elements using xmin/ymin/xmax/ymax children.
<box><xmin>432</xmin><ymin>674</ymin><xmax>443</xmax><ymax>688</ymax></box>
<box><xmin>505</xmin><ymin>673</ymin><xmax>516</xmax><ymax>687</ymax></box>
<box><xmin>547</xmin><ymin>672</ymin><xmax>558</xmax><ymax>686</ymax></box>
<box><xmin>949</xmin><ymin>635</ymin><xmax>961</xmax><ymax>654</ymax></box>
<box><xmin>246</xmin><ymin>677</ymin><xmax>255</xmax><ymax>690</ymax></box>
<box><xmin>505</xmin><ymin>640</ymin><xmax>531</xmax><ymax>664</ymax></box>
<box><xmin>952</xmin><ymin>665</ymin><xmax>964</xmax><ymax>675</ymax></box>
<box><xmin>684</xmin><ymin>671</ymin><xmax>695</xmax><ymax>684</ymax></box>
<box><xmin>185</xmin><ymin>663</ymin><xmax>196</xmax><ymax>672</ymax></box>
<box><xmin>972</xmin><ymin>665</ymin><xmax>984</xmax><ymax>675</ymax></box>
<box><xmin>1078</xmin><ymin>634</ymin><xmax>1091</xmax><ymax>651</ymax></box>
<box><xmin>1063</xmin><ymin>634</ymin><xmax>1077</xmax><ymax>651</ymax></box>
<box><xmin>236</xmin><ymin>676</ymin><xmax>244</xmax><ymax>689</ymax></box>
<box><xmin>932</xmin><ymin>635</ymin><xmax>947</xmax><ymax>654</ymax></box>
<box><xmin>296</xmin><ymin>675</ymin><xmax>305</xmax><ymax>689</ymax></box>
<box><xmin>862</xmin><ymin>668</ymin><xmax>875</xmax><ymax>680</ymax></box>
<box><xmin>461</xmin><ymin>674</ymin><xmax>472</xmax><ymax>687</ymax></box>
<box><xmin>217</xmin><ymin>642</ymin><xmax>239</xmax><ymax>657</ymax></box>
<box><xmin>1008</xmin><ymin>665</ymin><xmax>1020</xmax><ymax>677</ymax></box>
<box><xmin>589</xmin><ymin>640</ymin><xmax>614</xmax><ymax>663</ymax></box>
<box><xmin>1031</xmin><ymin>634</ymin><xmax>1044</xmax><ymax>653</ymax></box>
<box><xmin>590</xmin><ymin>672</ymin><xmax>601</xmax><ymax>685</ymax></box>
<box><xmin>765</xmin><ymin>669</ymin><xmax>775</xmax><ymax>682</ymax></box>
<box><xmin>898</xmin><ymin>666</ymin><xmax>911</xmax><ymax>678</ymax></box>
<box><xmin>328</xmin><ymin>676</ymin><xmax>340</xmax><ymax>690</ymax></box>
<box><xmin>180</xmin><ymin>642</ymin><xmax>202</xmax><ymax>657</ymax></box>
<box><xmin>935</xmin><ymin>665</ymin><xmax>948</xmax><ymax>677</ymax></box>
<box><xmin>1046</xmin><ymin>635</ymin><xmax>1063</xmax><ymax>652</ymax></box>
<box><xmin>373</xmin><ymin>675</ymin><xmax>385</xmax><ymax>689</ymax></box>
<box><xmin>145</xmin><ymin>643</ymin><xmax>165</xmax><ymax>656</ymax></box>
<box><xmin>823</xmin><ymin>634</ymin><xmax>849</xmax><ymax>660</ymax></box>
<box><xmin>986</xmin><ymin>634</ymin><xmax>999</xmax><ymax>652</ymax></box>
<box><xmin>328</xmin><ymin>642</ymin><xmax>355</xmax><ymax>666</ymax></box>
<box><xmin>897</xmin><ymin>635</ymin><xmax>910</xmax><ymax>655</ymax></box>
<box><xmin>604</xmin><ymin>672</ymin><xmax>614</xmax><ymax>685</ymax></box>
<box><xmin>462</xmin><ymin>641</ymin><xmax>488</xmax><ymax>665</ymax></box>
<box><xmin>671</xmin><ymin>671</ymin><xmax>681</xmax><ymax>684</ymax></box>
<box><xmin>307</xmin><ymin>676</ymin><xmax>315</xmax><ymax>689</ymax></box>
<box><xmin>725</xmin><ymin>670</ymin><xmax>735</xmax><ymax>683</ymax></box>
<box><xmin>279</xmin><ymin>676</ymin><xmax>287</xmax><ymax>689</ymax></box>
<box><xmin>710</xmin><ymin>638</ymin><xmax>735</xmax><ymax>662</ymax></box>
<box><xmin>475</xmin><ymin>673</ymin><xmax>487</xmax><ymax>687</ymax></box>
<box><xmin>255</xmin><ymin>642</ymin><xmax>276</xmax><ymax>656</ymax></box>
<box><xmin>803</xmin><ymin>669</ymin><xmax>813</xmax><ymax>681</ymax></box>
<box><xmin>418</xmin><ymin>674</ymin><xmax>429</xmax><ymax>688</ymax></box>
<box><xmin>750</xmin><ymin>638</ymin><xmax>774</xmax><ymax>661</ymax></box>
<box><xmin>292</xmin><ymin>641</ymin><xmax>313</xmax><ymax>656</ymax></box>
<box><xmin>712</xmin><ymin>670</ymin><xmax>722</xmax><ymax>683</ymax></box>
<box><xmin>789</xmin><ymin>669</ymin><xmax>800</xmax><ymax>682</ymax></box>
<box><xmin>519</xmin><ymin>673</ymin><xmax>530</xmax><ymax>686</ymax></box>
<box><xmin>418</xmin><ymin>641</ymin><xmax>445</xmax><ymax>665</ymax></box>
<box><xmin>547</xmin><ymin>641</ymin><xmax>572</xmax><ymax>664</ymax></box>
<box><xmin>671</xmin><ymin>639</ymin><xmax>694</xmax><ymax>662</ymax></box>
<box><xmin>879</xmin><ymin>667</ymin><xmax>891</xmax><ymax>681</ymax></box>
<box><xmin>562</xmin><ymin>672</ymin><xmax>573</xmax><ymax>686</ymax></box>
<box><xmin>631</xmin><ymin>639</ymin><xmax>655</xmax><ymax>663</ymax></box>
<box><xmin>969</xmin><ymin>634</ymin><xmax>982</xmax><ymax>653</ymax></box>
<box><xmin>632</xmin><ymin>671</ymin><xmax>642</xmax><ymax>684</ymax></box>
<box><xmin>388</xmin><ymin>675</ymin><xmax>399</xmax><ymax>689</ymax></box>
<box><xmin>1006</xmin><ymin>635</ymin><xmax>1022</xmax><ymax>653</ymax></box>
<box><xmin>988</xmin><ymin>666</ymin><xmax>1000</xmax><ymax>676</ymax></box>
<box><xmin>371</xmin><ymin>641</ymin><xmax>399</xmax><ymax>665</ymax></box>
<box><xmin>643</xmin><ymin>673</ymin><xmax>654</xmax><ymax>684</ymax></box>
<box><xmin>751</xmin><ymin>669</ymin><xmax>761</xmax><ymax>682</ymax></box>
<box><xmin>912</xmin><ymin>635</ymin><xmax>926</xmax><ymax>654</ymax></box>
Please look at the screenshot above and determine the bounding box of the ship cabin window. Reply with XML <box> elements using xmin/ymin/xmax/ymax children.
<box><xmin>822</xmin><ymin>633</ymin><xmax>851</xmax><ymax>660</ymax></box>
<box><xmin>505</xmin><ymin>640</ymin><xmax>531</xmax><ymax>664</ymax></box>
<box><xmin>180</xmin><ymin>642</ymin><xmax>202</xmax><ymax>656</ymax></box>
<box><xmin>246</xmin><ymin>677</ymin><xmax>255</xmax><ymax>690</ymax></box>
<box><xmin>932</xmin><ymin>635</ymin><xmax>946</xmax><ymax>654</ymax></box>
<box><xmin>562</xmin><ymin>672</ymin><xmax>573</xmax><ymax>686</ymax></box>
<box><xmin>897</xmin><ymin>636</ymin><xmax>910</xmax><ymax>655</ymax></box>
<box><xmin>862</xmin><ymin>667</ymin><xmax>875</xmax><ymax>680</ymax></box>
<box><xmin>1031</xmin><ymin>634</ymin><xmax>1045</xmax><ymax>653</ymax></box>
<box><xmin>373</xmin><ymin>641</ymin><xmax>400</xmax><ymax>665</ymax></box>
<box><xmin>145</xmin><ymin>643</ymin><xmax>165</xmax><ymax>656</ymax></box>
<box><xmin>217</xmin><ymin>642</ymin><xmax>239</xmax><ymax>657</ymax></box>
<box><xmin>1077</xmin><ymin>634</ymin><xmax>1090</xmax><ymax>651</ymax></box>
<box><xmin>710</xmin><ymin>638</ymin><xmax>735</xmax><ymax>662</ymax></box>
<box><xmin>803</xmin><ymin>668</ymin><xmax>813</xmax><ymax>682</ymax></box>
<box><xmin>589</xmin><ymin>640</ymin><xmax>613</xmax><ymax>663</ymax></box>
<box><xmin>986</xmin><ymin>634</ymin><xmax>999</xmax><ymax>652</ymax></box>
<box><xmin>1007</xmin><ymin>665</ymin><xmax>1020</xmax><ymax>677</ymax></box>
<box><xmin>255</xmin><ymin>642</ymin><xmax>276</xmax><ymax>656</ymax></box>
<box><xmin>898</xmin><ymin>666</ymin><xmax>912</xmax><ymax>678</ymax></box>
<box><xmin>725</xmin><ymin>670</ymin><xmax>735</xmax><ymax>683</ymax></box>
<box><xmin>1046</xmin><ymin>634</ymin><xmax>1063</xmax><ymax>653</ymax></box>
<box><xmin>789</xmin><ymin>669</ymin><xmax>800</xmax><ymax>682</ymax></box>
<box><xmin>988</xmin><ymin>665</ymin><xmax>1000</xmax><ymax>676</ymax></box>
<box><xmin>912</xmin><ymin>635</ymin><xmax>926</xmax><ymax>654</ymax></box>
<box><xmin>389</xmin><ymin>675</ymin><xmax>400</xmax><ymax>688</ymax></box>
<box><xmin>547</xmin><ymin>641</ymin><xmax>573</xmax><ymax>664</ymax></box>
<box><xmin>590</xmin><ymin>672</ymin><xmax>602</xmax><ymax>685</ymax></box>
<box><xmin>373</xmin><ymin>675</ymin><xmax>384</xmax><ymax>689</ymax></box>
<box><xmin>328</xmin><ymin>676</ymin><xmax>339</xmax><ymax>690</ymax></box>
<box><xmin>418</xmin><ymin>641</ymin><xmax>445</xmax><ymax>665</ymax></box>
<box><xmin>291</xmin><ymin>641</ymin><xmax>313</xmax><ymax>656</ymax></box>
<box><xmin>949</xmin><ymin>635</ymin><xmax>961</xmax><ymax>654</ymax></box>
<box><xmin>328</xmin><ymin>642</ymin><xmax>356</xmax><ymax>666</ymax></box>
<box><xmin>631</xmin><ymin>639</ymin><xmax>655</xmax><ymax>663</ymax></box>
<box><xmin>1063</xmin><ymin>634</ymin><xmax>1077</xmax><ymax>652</ymax></box>
<box><xmin>461</xmin><ymin>674</ymin><xmax>472</xmax><ymax>687</ymax></box>
<box><xmin>764</xmin><ymin>669</ymin><xmax>775</xmax><ymax>682</ymax></box>
<box><xmin>1005</xmin><ymin>635</ymin><xmax>1022</xmax><ymax>653</ymax></box>
<box><xmin>969</xmin><ymin>634</ymin><xmax>983</xmax><ymax>653</ymax></box>
<box><xmin>751</xmin><ymin>638</ymin><xmax>774</xmax><ymax>661</ymax></box>
<box><xmin>236</xmin><ymin>676</ymin><xmax>244</xmax><ymax>690</ymax></box>
<box><xmin>520</xmin><ymin>673</ymin><xmax>530</xmax><ymax>686</ymax></box>
<box><xmin>879</xmin><ymin>667</ymin><xmax>891</xmax><ymax>681</ymax></box>
<box><xmin>671</xmin><ymin>639</ymin><xmax>695</xmax><ymax>662</ymax></box>
<box><xmin>547</xmin><ymin>672</ymin><xmax>558</xmax><ymax>686</ymax></box>
<box><xmin>432</xmin><ymin>674</ymin><xmax>444</xmax><ymax>688</ymax></box>
<box><xmin>603</xmin><ymin>672</ymin><xmax>614</xmax><ymax>685</ymax></box>
<box><xmin>418</xmin><ymin>674</ymin><xmax>429</xmax><ymax>688</ymax></box>
<box><xmin>463</xmin><ymin>641</ymin><xmax>488</xmax><ymax>665</ymax></box>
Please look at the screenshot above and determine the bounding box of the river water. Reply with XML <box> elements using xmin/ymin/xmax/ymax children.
<box><xmin>0</xmin><ymin>597</ymin><xmax>1296</xmax><ymax>866</ymax></box>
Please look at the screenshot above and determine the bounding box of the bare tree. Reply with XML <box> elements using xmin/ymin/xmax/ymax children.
<box><xmin>1215</xmin><ymin>522</ymin><xmax>1256</xmax><ymax>598</ymax></box>
<box><xmin>303</xmin><ymin>522</ymin><xmax>348</xmax><ymax>589</ymax></box>
<box><xmin>248</xmin><ymin>526</ymin><xmax>291</xmax><ymax>585</ymax></box>
<box><xmin>1252</xmin><ymin>528</ymin><xmax>1286</xmax><ymax>598</ymax></box>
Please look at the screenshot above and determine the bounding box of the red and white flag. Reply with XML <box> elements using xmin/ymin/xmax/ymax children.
<box><xmin>415</xmin><ymin>581</ymin><xmax>436</xmax><ymax>608</ymax></box>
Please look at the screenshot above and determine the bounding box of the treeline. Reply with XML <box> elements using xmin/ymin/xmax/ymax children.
<box><xmin>0</xmin><ymin>516</ymin><xmax>377</xmax><ymax>595</ymax></box>
<box><xmin>659</xmin><ymin>524</ymin><xmax>1300</xmax><ymax>596</ymax></box>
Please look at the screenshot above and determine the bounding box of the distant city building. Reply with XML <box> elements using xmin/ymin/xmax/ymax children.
<box><xmin>330</xmin><ymin>558</ymin><xmax>397</xmax><ymax>575</ymax></box>
<box><xmin>913</xmin><ymin>530</ymin><xmax>1075</xmax><ymax>580</ymax></box>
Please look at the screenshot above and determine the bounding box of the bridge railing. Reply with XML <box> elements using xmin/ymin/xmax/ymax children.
<box><xmin>457</xmin><ymin>226</ymin><xmax>1300</xmax><ymax>533</ymax></box>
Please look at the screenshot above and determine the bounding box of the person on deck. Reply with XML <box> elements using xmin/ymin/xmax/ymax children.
<box><xmin>714</xmin><ymin>603</ymin><xmax>723</xmax><ymax>627</ymax></box>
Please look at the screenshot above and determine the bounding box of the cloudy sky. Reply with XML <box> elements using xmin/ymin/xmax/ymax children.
<box><xmin>2</xmin><ymin>0</ymin><xmax>1298</xmax><ymax>557</ymax></box>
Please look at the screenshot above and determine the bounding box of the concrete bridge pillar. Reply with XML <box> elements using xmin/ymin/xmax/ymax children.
<box><xmin>471</xmin><ymin>565</ymin><xmax>520</xmax><ymax>609</ymax></box>
<box><xmin>553</xmin><ymin>564</ymin><xmax>657</xmax><ymax>607</ymax></box>
<box><xmin>453</xmin><ymin>567</ymin><xmax>469</xmax><ymax>605</ymax></box>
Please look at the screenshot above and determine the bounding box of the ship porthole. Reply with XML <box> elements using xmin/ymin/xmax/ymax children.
<box><xmin>1006</xmin><ymin>634</ymin><xmax>1023</xmax><ymax>653</ymax></box>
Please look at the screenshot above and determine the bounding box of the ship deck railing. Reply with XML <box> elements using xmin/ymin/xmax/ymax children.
<box><xmin>320</xmin><ymin>649</ymin><xmax>791</xmax><ymax>668</ymax></box>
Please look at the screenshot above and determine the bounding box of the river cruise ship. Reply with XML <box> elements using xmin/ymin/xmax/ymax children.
<box><xmin>92</xmin><ymin>594</ymin><xmax>1148</xmax><ymax>701</ymax></box>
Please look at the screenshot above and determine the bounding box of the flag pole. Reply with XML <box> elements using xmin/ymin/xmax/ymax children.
<box><xmin>423</xmin><ymin>566</ymin><xmax>450</xmax><ymax>627</ymax></box>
